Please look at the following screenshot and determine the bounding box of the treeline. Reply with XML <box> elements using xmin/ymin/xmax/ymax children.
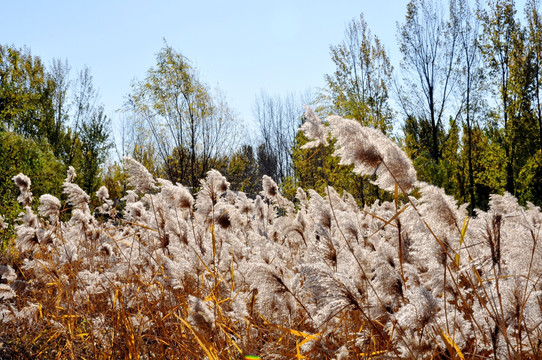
<box><xmin>1</xmin><ymin>0</ymin><xmax>542</xmax><ymax>237</ymax></box>
<box><xmin>229</xmin><ymin>0</ymin><xmax>542</xmax><ymax>212</ymax></box>
<box><xmin>397</xmin><ymin>0</ymin><xmax>542</xmax><ymax>213</ymax></box>
<box><xmin>256</xmin><ymin>0</ymin><xmax>542</xmax><ymax>213</ymax></box>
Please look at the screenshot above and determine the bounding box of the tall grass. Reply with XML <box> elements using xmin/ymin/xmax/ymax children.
<box><xmin>1</xmin><ymin>109</ymin><xmax>541</xmax><ymax>359</ymax></box>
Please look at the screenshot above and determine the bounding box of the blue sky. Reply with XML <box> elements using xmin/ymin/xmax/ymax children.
<box><xmin>2</xmin><ymin>1</ymin><xmax>418</xmax><ymax>133</ymax></box>
<box><xmin>2</xmin><ymin>0</ymin><xmax>535</xmax><ymax>137</ymax></box>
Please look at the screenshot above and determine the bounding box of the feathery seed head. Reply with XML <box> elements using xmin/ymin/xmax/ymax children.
<box><xmin>38</xmin><ymin>194</ymin><xmax>61</xmax><ymax>222</ymax></box>
<box><xmin>262</xmin><ymin>175</ymin><xmax>278</xmax><ymax>198</ymax></box>
<box><xmin>13</xmin><ymin>173</ymin><xmax>33</xmax><ymax>205</ymax></box>
<box><xmin>124</xmin><ymin>156</ymin><xmax>157</xmax><ymax>193</ymax></box>
<box><xmin>63</xmin><ymin>182</ymin><xmax>90</xmax><ymax>210</ymax></box>
<box><xmin>66</xmin><ymin>166</ymin><xmax>76</xmax><ymax>183</ymax></box>
<box><xmin>96</xmin><ymin>186</ymin><xmax>109</xmax><ymax>201</ymax></box>
<box><xmin>328</xmin><ymin>116</ymin><xmax>417</xmax><ymax>192</ymax></box>
<box><xmin>13</xmin><ymin>173</ymin><xmax>31</xmax><ymax>191</ymax></box>
<box><xmin>300</xmin><ymin>106</ymin><xmax>329</xmax><ymax>149</ymax></box>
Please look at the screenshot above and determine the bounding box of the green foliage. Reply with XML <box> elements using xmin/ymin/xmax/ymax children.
<box><xmin>0</xmin><ymin>44</ymin><xmax>111</xmax><ymax>241</ymax></box>
<box><xmin>392</xmin><ymin>0</ymin><xmax>542</xmax><ymax>209</ymax></box>
<box><xmin>478</xmin><ymin>0</ymin><xmax>538</xmax><ymax>195</ymax></box>
<box><xmin>127</xmin><ymin>43</ymin><xmax>239</xmax><ymax>190</ymax></box>
<box><xmin>403</xmin><ymin>115</ymin><xmax>445</xmax><ymax>161</ymax></box>
<box><xmin>76</xmin><ymin>107</ymin><xmax>113</xmax><ymax>195</ymax></box>
<box><xmin>324</xmin><ymin>14</ymin><xmax>393</xmax><ymax>134</ymax></box>
<box><xmin>0</xmin><ymin>45</ymin><xmax>68</xmax><ymax>150</ymax></box>
<box><xmin>0</xmin><ymin>45</ymin><xmax>46</xmax><ymax>135</ymax></box>
<box><xmin>279</xmin><ymin>175</ymin><xmax>297</xmax><ymax>201</ymax></box>
<box><xmin>226</xmin><ymin>145</ymin><xmax>260</xmax><ymax>196</ymax></box>
<box><xmin>516</xmin><ymin>149</ymin><xmax>542</xmax><ymax>204</ymax></box>
<box><xmin>101</xmin><ymin>161</ymin><xmax>129</xmax><ymax>217</ymax></box>
<box><xmin>0</xmin><ymin>131</ymin><xmax>64</xmax><ymax>245</ymax></box>
<box><xmin>403</xmin><ymin>116</ymin><xmax>462</xmax><ymax>197</ymax></box>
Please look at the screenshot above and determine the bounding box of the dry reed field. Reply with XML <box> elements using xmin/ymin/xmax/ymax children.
<box><xmin>1</xmin><ymin>109</ymin><xmax>541</xmax><ymax>359</ymax></box>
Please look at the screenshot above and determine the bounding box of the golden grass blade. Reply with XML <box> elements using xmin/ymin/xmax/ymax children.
<box><xmin>359</xmin><ymin>349</ymin><xmax>389</xmax><ymax>358</ymax></box>
<box><xmin>439</xmin><ymin>328</ymin><xmax>466</xmax><ymax>360</ymax></box>
<box><xmin>460</xmin><ymin>216</ymin><xmax>470</xmax><ymax>246</ymax></box>
<box><xmin>174</xmin><ymin>314</ymin><xmax>219</xmax><ymax>360</ymax></box>
<box><xmin>211</xmin><ymin>222</ymin><xmax>216</xmax><ymax>258</ymax></box>
<box><xmin>296</xmin><ymin>340</ymin><xmax>308</xmax><ymax>360</ymax></box>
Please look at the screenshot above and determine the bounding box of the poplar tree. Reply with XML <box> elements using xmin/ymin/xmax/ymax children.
<box><xmin>478</xmin><ymin>0</ymin><xmax>537</xmax><ymax>196</ymax></box>
<box><xmin>324</xmin><ymin>13</ymin><xmax>393</xmax><ymax>133</ymax></box>
<box><xmin>454</xmin><ymin>0</ymin><xmax>485</xmax><ymax>213</ymax></box>
<box><xmin>297</xmin><ymin>13</ymin><xmax>394</xmax><ymax>205</ymax></box>
<box><xmin>398</xmin><ymin>0</ymin><xmax>460</xmax><ymax>164</ymax></box>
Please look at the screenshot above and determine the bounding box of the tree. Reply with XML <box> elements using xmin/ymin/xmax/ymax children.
<box><xmin>65</xmin><ymin>66</ymin><xmax>97</xmax><ymax>166</ymax></box>
<box><xmin>253</xmin><ymin>91</ymin><xmax>308</xmax><ymax>183</ymax></box>
<box><xmin>46</xmin><ymin>58</ymin><xmax>72</xmax><ymax>159</ymax></box>
<box><xmin>526</xmin><ymin>0</ymin><xmax>542</xmax><ymax>151</ymax></box>
<box><xmin>0</xmin><ymin>131</ymin><xmax>64</xmax><ymax>246</ymax></box>
<box><xmin>398</xmin><ymin>0</ymin><xmax>461</xmax><ymax>163</ymax></box>
<box><xmin>291</xmin><ymin>112</ymin><xmax>386</xmax><ymax>206</ymax></box>
<box><xmin>226</xmin><ymin>144</ymin><xmax>260</xmax><ymax>196</ymax></box>
<box><xmin>78</xmin><ymin>106</ymin><xmax>112</xmax><ymax>195</ymax></box>
<box><xmin>453</xmin><ymin>0</ymin><xmax>486</xmax><ymax>213</ymax></box>
<box><xmin>518</xmin><ymin>0</ymin><xmax>542</xmax><ymax>205</ymax></box>
<box><xmin>0</xmin><ymin>45</ymin><xmax>58</xmax><ymax>142</ymax></box>
<box><xmin>324</xmin><ymin>13</ymin><xmax>394</xmax><ymax>133</ymax></box>
<box><xmin>256</xmin><ymin>142</ymin><xmax>278</xmax><ymax>181</ymax></box>
<box><xmin>478</xmin><ymin>0</ymin><xmax>537</xmax><ymax>196</ymax></box>
<box><xmin>0</xmin><ymin>44</ymin><xmax>113</xmax><ymax>239</ymax></box>
<box><xmin>302</xmin><ymin>14</ymin><xmax>394</xmax><ymax>205</ymax></box>
<box><xmin>127</xmin><ymin>44</ymin><xmax>239</xmax><ymax>189</ymax></box>
<box><xmin>56</xmin><ymin>67</ymin><xmax>112</xmax><ymax>195</ymax></box>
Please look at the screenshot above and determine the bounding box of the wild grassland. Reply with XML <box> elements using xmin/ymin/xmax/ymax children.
<box><xmin>1</xmin><ymin>110</ymin><xmax>541</xmax><ymax>359</ymax></box>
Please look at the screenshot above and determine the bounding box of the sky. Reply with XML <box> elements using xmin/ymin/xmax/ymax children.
<box><xmin>1</xmin><ymin>1</ymin><xmax>413</xmax><ymax>134</ymax></box>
